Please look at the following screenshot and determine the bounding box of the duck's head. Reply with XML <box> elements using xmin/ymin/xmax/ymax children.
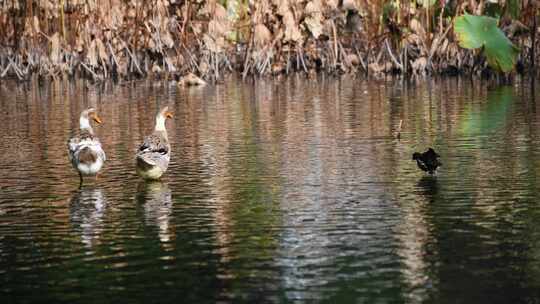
<box><xmin>160</xmin><ymin>106</ymin><xmax>173</xmax><ymax>120</ymax></box>
<box><xmin>80</xmin><ymin>108</ymin><xmax>102</xmax><ymax>131</ymax></box>
<box><xmin>155</xmin><ymin>106</ymin><xmax>173</xmax><ymax>131</ymax></box>
<box><xmin>412</xmin><ymin>152</ymin><xmax>421</xmax><ymax>160</ymax></box>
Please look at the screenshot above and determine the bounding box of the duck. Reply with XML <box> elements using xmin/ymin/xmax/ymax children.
<box><xmin>136</xmin><ymin>106</ymin><xmax>173</xmax><ymax>180</ymax></box>
<box><xmin>412</xmin><ymin>148</ymin><xmax>442</xmax><ymax>175</ymax></box>
<box><xmin>68</xmin><ymin>108</ymin><xmax>106</xmax><ymax>186</ymax></box>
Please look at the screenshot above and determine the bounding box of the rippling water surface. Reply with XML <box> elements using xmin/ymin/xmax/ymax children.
<box><xmin>1</xmin><ymin>77</ymin><xmax>540</xmax><ymax>303</ymax></box>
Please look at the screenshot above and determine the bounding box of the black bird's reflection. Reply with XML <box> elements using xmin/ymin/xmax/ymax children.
<box><xmin>69</xmin><ymin>187</ymin><xmax>107</xmax><ymax>248</ymax></box>
<box><xmin>136</xmin><ymin>181</ymin><xmax>173</xmax><ymax>243</ymax></box>
<box><xmin>416</xmin><ymin>176</ymin><xmax>439</xmax><ymax>202</ymax></box>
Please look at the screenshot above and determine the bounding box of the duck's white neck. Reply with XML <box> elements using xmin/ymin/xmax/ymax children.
<box><xmin>80</xmin><ymin>116</ymin><xmax>93</xmax><ymax>134</ymax></box>
<box><xmin>155</xmin><ymin>115</ymin><xmax>166</xmax><ymax>132</ymax></box>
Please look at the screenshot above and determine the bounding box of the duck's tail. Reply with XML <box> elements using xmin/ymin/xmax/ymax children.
<box><xmin>136</xmin><ymin>154</ymin><xmax>156</xmax><ymax>170</ymax></box>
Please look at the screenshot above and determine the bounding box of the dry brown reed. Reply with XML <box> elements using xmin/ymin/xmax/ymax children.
<box><xmin>0</xmin><ymin>0</ymin><xmax>537</xmax><ymax>81</ymax></box>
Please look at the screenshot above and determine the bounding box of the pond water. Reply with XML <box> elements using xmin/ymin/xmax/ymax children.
<box><xmin>1</xmin><ymin>76</ymin><xmax>540</xmax><ymax>303</ymax></box>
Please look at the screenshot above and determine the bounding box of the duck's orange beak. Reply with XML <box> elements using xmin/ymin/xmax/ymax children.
<box><xmin>165</xmin><ymin>111</ymin><xmax>173</xmax><ymax>119</ymax></box>
<box><xmin>92</xmin><ymin>114</ymin><xmax>102</xmax><ymax>124</ymax></box>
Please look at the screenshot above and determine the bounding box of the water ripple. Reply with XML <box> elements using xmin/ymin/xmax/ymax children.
<box><xmin>0</xmin><ymin>78</ymin><xmax>540</xmax><ymax>303</ymax></box>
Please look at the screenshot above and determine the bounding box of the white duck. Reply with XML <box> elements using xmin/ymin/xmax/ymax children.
<box><xmin>136</xmin><ymin>106</ymin><xmax>173</xmax><ymax>180</ymax></box>
<box><xmin>68</xmin><ymin>108</ymin><xmax>106</xmax><ymax>186</ymax></box>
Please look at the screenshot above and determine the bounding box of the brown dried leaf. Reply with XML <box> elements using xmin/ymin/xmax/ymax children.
<box><xmin>148</xmin><ymin>37</ymin><xmax>156</xmax><ymax>51</ymax></box>
<box><xmin>346</xmin><ymin>53</ymin><xmax>359</xmax><ymax>66</ymax></box>
<box><xmin>176</xmin><ymin>54</ymin><xmax>185</xmax><ymax>67</ymax></box>
<box><xmin>272</xmin><ymin>62</ymin><xmax>285</xmax><ymax>74</ymax></box>
<box><xmin>368</xmin><ymin>62</ymin><xmax>383</xmax><ymax>74</ymax></box>
<box><xmin>50</xmin><ymin>32</ymin><xmax>61</xmax><ymax>64</ymax></box>
<box><xmin>215</xmin><ymin>3</ymin><xmax>227</xmax><ymax>21</ymax></box>
<box><xmin>60</xmin><ymin>62</ymin><xmax>70</xmax><ymax>73</ymax></box>
<box><xmin>179</xmin><ymin>72</ymin><xmax>207</xmax><ymax>86</ymax></box>
<box><xmin>75</xmin><ymin>36</ymin><xmax>84</xmax><ymax>53</ymax></box>
<box><xmin>96</xmin><ymin>38</ymin><xmax>108</xmax><ymax>62</ymax></box>
<box><xmin>283</xmin><ymin>11</ymin><xmax>302</xmax><ymax>42</ymax></box>
<box><xmin>191</xmin><ymin>23</ymin><xmax>203</xmax><ymax>35</ymax></box>
<box><xmin>323</xmin><ymin>18</ymin><xmax>342</xmax><ymax>38</ymax></box>
<box><xmin>156</xmin><ymin>0</ymin><xmax>169</xmax><ymax>15</ymax></box>
<box><xmin>439</xmin><ymin>38</ymin><xmax>449</xmax><ymax>55</ymax></box>
<box><xmin>152</xmin><ymin>63</ymin><xmax>162</xmax><ymax>73</ymax></box>
<box><xmin>305</xmin><ymin>0</ymin><xmax>321</xmax><ymax>14</ymax></box>
<box><xmin>128</xmin><ymin>8</ymin><xmax>136</xmax><ymax>18</ymax></box>
<box><xmin>505</xmin><ymin>20</ymin><xmax>529</xmax><ymax>37</ymax></box>
<box><xmin>208</xmin><ymin>19</ymin><xmax>226</xmax><ymax>38</ymax></box>
<box><xmin>164</xmin><ymin>56</ymin><xmax>177</xmax><ymax>73</ymax></box>
<box><xmin>87</xmin><ymin>39</ymin><xmax>98</xmax><ymax>66</ymax></box>
<box><xmin>325</xmin><ymin>0</ymin><xmax>339</xmax><ymax>10</ymax></box>
<box><xmin>412</xmin><ymin>57</ymin><xmax>427</xmax><ymax>73</ymax></box>
<box><xmin>254</xmin><ymin>24</ymin><xmax>272</xmax><ymax>47</ymax></box>
<box><xmin>410</xmin><ymin>19</ymin><xmax>426</xmax><ymax>39</ymax></box>
<box><xmin>199</xmin><ymin>61</ymin><xmax>209</xmax><ymax>75</ymax></box>
<box><xmin>203</xmin><ymin>34</ymin><xmax>221</xmax><ymax>52</ymax></box>
<box><xmin>275</xmin><ymin>0</ymin><xmax>291</xmax><ymax>16</ymax></box>
<box><xmin>304</xmin><ymin>0</ymin><xmax>323</xmax><ymax>38</ymax></box>
<box><xmin>110</xmin><ymin>5</ymin><xmax>124</xmax><ymax>29</ymax></box>
<box><xmin>406</xmin><ymin>33</ymin><xmax>421</xmax><ymax>45</ymax></box>
<box><xmin>305</xmin><ymin>16</ymin><xmax>323</xmax><ymax>39</ymax></box>
<box><xmin>342</xmin><ymin>0</ymin><xmax>357</xmax><ymax>11</ymax></box>
<box><xmin>117</xmin><ymin>58</ymin><xmax>128</xmax><ymax>75</ymax></box>
<box><xmin>33</xmin><ymin>16</ymin><xmax>40</xmax><ymax>34</ymax></box>
<box><xmin>200</xmin><ymin>0</ymin><xmax>214</xmax><ymax>16</ymax></box>
<box><xmin>162</xmin><ymin>32</ymin><xmax>174</xmax><ymax>49</ymax></box>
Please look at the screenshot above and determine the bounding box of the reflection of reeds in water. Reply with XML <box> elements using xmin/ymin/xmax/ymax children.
<box><xmin>69</xmin><ymin>187</ymin><xmax>107</xmax><ymax>249</ymax></box>
<box><xmin>136</xmin><ymin>181</ymin><xmax>173</xmax><ymax>243</ymax></box>
<box><xmin>393</xmin><ymin>176</ymin><xmax>439</xmax><ymax>302</ymax></box>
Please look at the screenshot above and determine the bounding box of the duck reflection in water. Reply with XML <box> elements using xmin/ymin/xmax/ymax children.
<box><xmin>69</xmin><ymin>187</ymin><xmax>107</xmax><ymax>248</ymax></box>
<box><xmin>136</xmin><ymin>181</ymin><xmax>173</xmax><ymax>243</ymax></box>
<box><xmin>416</xmin><ymin>176</ymin><xmax>438</xmax><ymax>202</ymax></box>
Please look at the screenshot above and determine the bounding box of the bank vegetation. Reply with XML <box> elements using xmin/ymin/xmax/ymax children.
<box><xmin>0</xmin><ymin>0</ymin><xmax>537</xmax><ymax>81</ymax></box>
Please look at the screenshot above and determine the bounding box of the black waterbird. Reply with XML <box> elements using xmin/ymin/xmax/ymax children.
<box><xmin>412</xmin><ymin>148</ymin><xmax>442</xmax><ymax>175</ymax></box>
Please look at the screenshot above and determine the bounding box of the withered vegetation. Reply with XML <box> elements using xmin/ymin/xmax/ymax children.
<box><xmin>0</xmin><ymin>0</ymin><xmax>537</xmax><ymax>81</ymax></box>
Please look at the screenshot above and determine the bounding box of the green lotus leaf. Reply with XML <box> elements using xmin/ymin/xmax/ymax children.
<box><xmin>454</xmin><ymin>14</ymin><xmax>519</xmax><ymax>72</ymax></box>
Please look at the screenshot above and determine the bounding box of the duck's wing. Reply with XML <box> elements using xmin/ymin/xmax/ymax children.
<box><xmin>136</xmin><ymin>134</ymin><xmax>170</xmax><ymax>168</ymax></box>
<box><xmin>136</xmin><ymin>151</ymin><xmax>170</xmax><ymax>172</ymax></box>
<box><xmin>420</xmin><ymin>158</ymin><xmax>440</xmax><ymax>174</ymax></box>
<box><xmin>415</xmin><ymin>159</ymin><xmax>429</xmax><ymax>172</ymax></box>
<box><xmin>92</xmin><ymin>139</ymin><xmax>106</xmax><ymax>162</ymax></box>
<box><xmin>137</xmin><ymin>134</ymin><xmax>169</xmax><ymax>155</ymax></box>
<box><xmin>68</xmin><ymin>136</ymin><xmax>81</xmax><ymax>162</ymax></box>
<box><xmin>424</xmin><ymin>149</ymin><xmax>441</xmax><ymax>164</ymax></box>
<box><xmin>68</xmin><ymin>135</ymin><xmax>106</xmax><ymax>163</ymax></box>
<box><xmin>425</xmin><ymin>154</ymin><xmax>441</xmax><ymax>169</ymax></box>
